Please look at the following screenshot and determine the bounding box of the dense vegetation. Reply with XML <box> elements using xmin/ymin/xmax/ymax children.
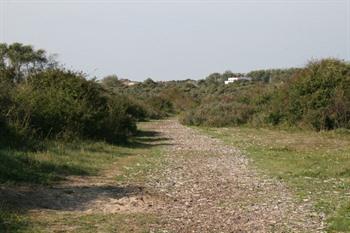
<box><xmin>180</xmin><ymin>59</ymin><xmax>349</xmax><ymax>131</ymax></box>
<box><xmin>105</xmin><ymin>58</ymin><xmax>349</xmax><ymax>131</ymax></box>
<box><xmin>0</xmin><ymin>43</ymin><xmax>140</xmax><ymax>149</ymax></box>
<box><xmin>1</xmin><ymin>43</ymin><xmax>348</xmax><ymax>152</ymax></box>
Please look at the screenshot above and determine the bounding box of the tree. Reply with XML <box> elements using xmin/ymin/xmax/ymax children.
<box><xmin>0</xmin><ymin>42</ymin><xmax>49</xmax><ymax>82</ymax></box>
<box><xmin>101</xmin><ymin>74</ymin><xmax>123</xmax><ymax>90</ymax></box>
<box><xmin>143</xmin><ymin>78</ymin><xmax>157</xmax><ymax>86</ymax></box>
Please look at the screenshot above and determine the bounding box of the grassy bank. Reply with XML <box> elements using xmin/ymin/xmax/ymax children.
<box><xmin>198</xmin><ymin>126</ymin><xmax>350</xmax><ymax>232</ymax></box>
<box><xmin>0</xmin><ymin>122</ymin><xmax>165</xmax><ymax>233</ymax></box>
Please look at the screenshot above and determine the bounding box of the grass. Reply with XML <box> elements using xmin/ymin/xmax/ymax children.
<box><xmin>0</xmin><ymin>141</ymin><xmax>131</xmax><ymax>185</ymax></box>
<box><xmin>115</xmin><ymin>146</ymin><xmax>163</xmax><ymax>184</ymax></box>
<box><xmin>0</xmin><ymin>205</ymin><xmax>29</xmax><ymax>233</ymax></box>
<box><xmin>0</xmin><ymin>121</ymin><xmax>166</xmax><ymax>233</ymax></box>
<box><xmin>198</xmin><ymin>126</ymin><xmax>350</xmax><ymax>232</ymax></box>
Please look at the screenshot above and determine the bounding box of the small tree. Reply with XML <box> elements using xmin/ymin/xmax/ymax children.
<box><xmin>0</xmin><ymin>42</ymin><xmax>49</xmax><ymax>82</ymax></box>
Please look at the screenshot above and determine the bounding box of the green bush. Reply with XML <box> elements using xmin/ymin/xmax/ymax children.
<box><xmin>180</xmin><ymin>101</ymin><xmax>255</xmax><ymax>127</ymax></box>
<box><xmin>100</xmin><ymin>95</ymin><xmax>137</xmax><ymax>142</ymax></box>
<box><xmin>0</xmin><ymin>75</ymin><xmax>20</xmax><ymax>147</ymax></box>
<box><xmin>13</xmin><ymin>69</ymin><xmax>107</xmax><ymax>139</ymax></box>
<box><xmin>277</xmin><ymin>59</ymin><xmax>350</xmax><ymax>130</ymax></box>
<box><xmin>181</xmin><ymin>59</ymin><xmax>350</xmax><ymax>131</ymax></box>
<box><xmin>2</xmin><ymin>68</ymin><xmax>137</xmax><ymax>145</ymax></box>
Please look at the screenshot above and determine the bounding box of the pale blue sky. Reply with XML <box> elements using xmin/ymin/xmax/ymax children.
<box><xmin>1</xmin><ymin>0</ymin><xmax>349</xmax><ymax>81</ymax></box>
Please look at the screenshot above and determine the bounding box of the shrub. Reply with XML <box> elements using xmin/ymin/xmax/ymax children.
<box><xmin>181</xmin><ymin>59</ymin><xmax>350</xmax><ymax>131</ymax></box>
<box><xmin>180</xmin><ymin>101</ymin><xmax>255</xmax><ymax>127</ymax></box>
<box><xmin>283</xmin><ymin>59</ymin><xmax>350</xmax><ymax>130</ymax></box>
<box><xmin>4</xmin><ymin>68</ymin><xmax>137</xmax><ymax>144</ymax></box>
<box><xmin>100</xmin><ymin>95</ymin><xmax>137</xmax><ymax>142</ymax></box>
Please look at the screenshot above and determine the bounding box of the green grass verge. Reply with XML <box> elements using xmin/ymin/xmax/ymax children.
<box><xmin>0</xmin><ymin>141</ymin><xmax>132</xmax><ymax>185</ymax></box>
<box><xmin>198</xmin><ymin>126</ymin><xmax>350</xmax><ymax>232</ymax></box>
<box><xmin>0</xmin><ymin>121</ymin><xmax>166</xmax><ymax>233</ymax></box>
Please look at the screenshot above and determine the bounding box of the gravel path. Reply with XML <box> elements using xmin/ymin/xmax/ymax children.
<box><xmin>145</xmin><ymin>119</ymin><xmax>324</xmax><ymax>233</ymax></box>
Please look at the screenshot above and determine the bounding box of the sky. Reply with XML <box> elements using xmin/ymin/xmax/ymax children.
<box><xmin>1</xmin><ymin>0</ymin><xmax>349</xmax><ymax>81</ymax></box>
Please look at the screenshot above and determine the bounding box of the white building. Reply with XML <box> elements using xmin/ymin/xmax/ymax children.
<box><xmin>120</xmin><ymin>79</ymin><xmax>139</xmax><ymax>86</ymax></box>
<box><xmin>224</xmin><ymin>77</ymin><xmax>252</xmax><ymax>84</ymax></box>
